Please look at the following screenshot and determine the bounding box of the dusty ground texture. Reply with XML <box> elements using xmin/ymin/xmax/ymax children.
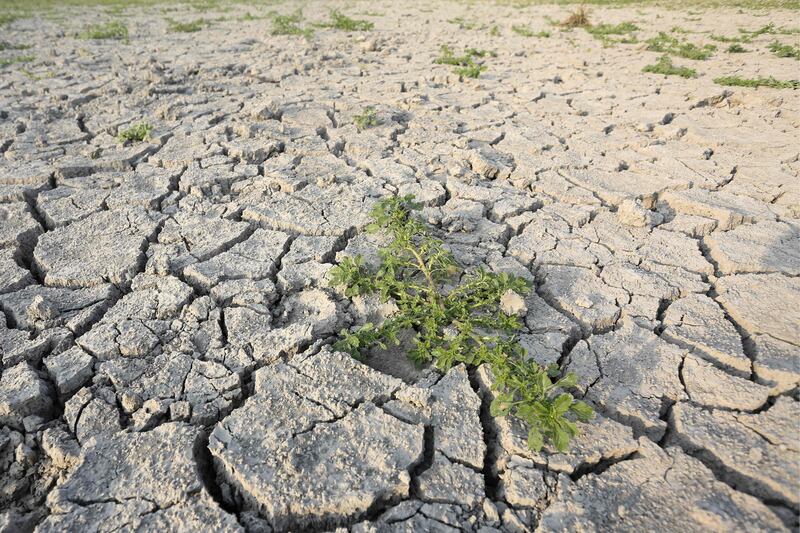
<box><xmin>1</xmin><ymin>1</ymin><xmax>799</xmax><ymax>531</ymax></box>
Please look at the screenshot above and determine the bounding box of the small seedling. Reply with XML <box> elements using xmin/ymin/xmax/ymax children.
<box><xmin>321</xmin><ymin>10</ymin><xmax>373</xmax><ymax>31</ymax></box>
<box><xmin>271</xmin><ymin>10</ymin><xmax>312</xmax><ymax>38</ymax></box>
<box><xmin>489</xmin><ymin>25</ymin><xmax>500</xmax><ymax>37</ymax></box>
<box><xmin>714</xmin><ymin>76</ymin><xmax>799</xmax><ymax>89</ymax></box>
<box><xmin>561</xmin><ymin>5</ymin><xmax>590</xmax><ymax>28</ymax></box>
<box><xmin>767</xmin><ymin>40</ymin><xmax>800</xmax><ymax>59</ymax></box>
<box><xmin>642</xmin><ymin>55</ymin><xmax>697</xmax><ymax>78</ymax></box>
<box><xmin>330</xmin><ymin>195</ymin><xmax>593</xmax><ymax>452</ymax></box>
<box><xmin>167</xmin><ymin>18</ymin><xmax>205</xmax><ymax>33</ymax></box>
<box><xmin>353</xmin><ymin>107</ymin><xmax>380</xmax><ymax>131</ymax></box>
<box><xmin>78</xmin><ymin>21</ymin><xmax>128</xmax><ymax>40</ymax></box>
<box><xmin>646</xmin><ymin>32</ymin><xmax>715</xmax><ymax>60</ymax></box>
<box><xmin>726</xmin><ymin>43</ymin><xmax>748</xmax><ymax>53</ymax></box>
<box><xmin>118</xmin><ymin>122</ymin><xmax>152</xmax><ymax>143</ymax></box>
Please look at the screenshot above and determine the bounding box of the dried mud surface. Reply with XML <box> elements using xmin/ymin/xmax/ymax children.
<box><xmin>0</xmin><ymin>2</ymin><xmax>798</xmax><ymax>532</ymax></box>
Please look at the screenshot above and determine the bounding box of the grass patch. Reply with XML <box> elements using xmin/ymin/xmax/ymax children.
<box><xmin>0</xmin><ymin>54</ymin><xmax>34</xmax><ymax>67</ymax></box>
<box><xmin>167</xmin><ymin>18</ymin><xmax>205</xmax><ymax>32</ymax></box>
<box><xmin>561</xmin><ymin>5</ymin><xmax>590</xmax><ymax>28</ymax></box>
<box><xmin>767</xmin><ymin>40</ymin><xmax>800</xmax><ymax>59</ymax></box>
<box><xmin>0</xmin><ymin>13</ymin><xmax>17</xmax><ymax>25</ymax></box>
<box><xmin>353</xmin><ymin>107</ymin><xmax>380</xmax><ymax>131</ymax></box>
<box><xmin>77</xmin><ymin>20</ymin><xmax>128</xmax><ymax>40</ymax></box>
<box><xmin>710</xmin><ymin>33</ymin><xmax>744</xmax><ymax>43</ymax></box>
<box><xmin>512</xmin><ymin>25</ymin><xmax>550</xmax><ymax>37</ymax></box>
<box><xmin>586</xmin><ymin>21</ymin><xmax>638</xmax><ymax>45</ymax></box>
<box><xmin>726</xmin><ymin>43</ymin><xmax>748</xmax><ymax>53</ymax></box>
<box><xmin>435</xmin><ymin>45</ymin><xmax>492</xmax><ymax>78</ymax></box>
<box><xmin>739</xmin><ymin>23</ymin><xmax>800</xmax><ymax>37</ymax></box>
<box><xmin>0</xmin><ymin>41</ymin><xmax>30</xmax><ymax>51</ymax></box>
<box><xmin>271</xmin><ymin>10</ymin><xmax>312</xmax><ymax>38</ymax></box>
<box><xmin>714</xmin><ymin>75</ymin><xmax>799</xmax><ymax>89</ymax></box>
<box><xmin>330</xmin><ymin>195</ymin><xmax>593</xmax><ymax>453</ymax></box>
<box><xmin>642</xmin><ymin>54</ymin><xmax>697</xmax><ymax>78</ymax></box>
<box><xmin>646</xmin><ymin>31</ymin><xmax>715</xmax><ymax>59</ymax></box>
<box><xmin>318</xmin><ymin>10</ymin><xmax>373</xmax><ymax>31</ymax></box>
<box><xmin>118</xmin><ymin>122</ymin><xmax>152</xmax><ymax>143</ymax></box>
<box><xmin>448</xmin><ymin>17</ymin><xmax>480</xmax><ymax>30</ymax></box>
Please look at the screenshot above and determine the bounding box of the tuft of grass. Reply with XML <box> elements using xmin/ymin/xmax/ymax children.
<box><xmin>645</xmin><ymin>32</ymin><xmax>715</xmax><ymax>59</ymax></box>
<box><xmin>726</xmin><ymin>43</ymin><xmax>748</xmax><ymax>53</ymax></box>
<box><xmin>78</xmin><ymin>20</ymin><xmax>128</xmax><ymax>40</ymax></box>
<box><xmin>320</xmin><ymin>9</ymin><xmax>373</xmax><ymax>31</ymax></box>
<box><xmin>767</xmin><ymin>40</ymin><xmax>800</xmax><ymax>59</ymax></box>
<box><xmin>489</xmin><ymin>25</ymin><xmax>501</xmax><ymax>36</ymax></box>
<box><xmin>118</xmin><ymin>122</ymin><xmax>152</xmax><ymax>143</ymax></box>
<box><xmin>454</xmin><ymin>64</ymin><xmax>487</xmax><ymax>78</ymax></box>
<box><xmin>561</xmin><ymin>5</ymin><xmax>590</xmax><ymax>28</ymax></box>
<box><xmin>642</xmin><ymin>55</ymin><xmax>697</xmax><ymax>78</ymax></box>
<box><xmin>330</xmin><ymin>195</ymin><xmax>593</xmax><ymax>453</ymax></box>
<box><xmin>167</xmin><ymin>18</ymin><xmax>205</xmax><ymax>33</ymax></box>
<box><xmin>511</xmin><ymin>25</ymin><xmax>550</xmax><ymax>38</ymax></box>
<box><xmin>714</xmin><ymin>75</ymin><xmax>799</xmax><ymax>89</ymax></box>
<box><xmin>353</xmin><ymin>107</ymin><xmax>380</xmax><ymax>131</ymax></box>
<box><xmin>0</xmin><ymin>54</ymin><xmax>34</xmax><ymax>67</ymax></box>
<box><xmin>271</xmin><ymin>10</ymin><xmax>312</xmax><ymax>38</ymax></box>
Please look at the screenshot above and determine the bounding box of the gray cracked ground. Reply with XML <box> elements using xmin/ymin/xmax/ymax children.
<box><xmin>0</xmin><ymin>1</ymin><xmax>799</xmax><ymax>532</ymax></box>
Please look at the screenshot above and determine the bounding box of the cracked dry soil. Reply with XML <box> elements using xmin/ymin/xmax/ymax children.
<box><xmin>1</xmin><ymin>1</ymin><xmax>799</xmax><ymax>532</ymax></box>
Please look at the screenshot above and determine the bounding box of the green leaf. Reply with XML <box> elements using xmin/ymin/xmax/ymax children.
<box><xmin>570</xmin><ymin>400</ymin><xmax>594</xmax><ymax>422</ymax></box>
<box><xmin>527</xmin><ymin>426</ymin><xmax>544</xmax><ymax>451</ymax></box>
<box><xmin>553</xmin><ymin>393</ymin><xmax>573</xmax><ymax>415</ymax></box>
<box><xmin>490</xmin><ymin>396</ymin><xmax>512</xmax><ymax>417</ymax></box>
<box><xmin>552</xmin><ymin>426</ymin><xmax>570</xmax><ymax>452</ymax></box>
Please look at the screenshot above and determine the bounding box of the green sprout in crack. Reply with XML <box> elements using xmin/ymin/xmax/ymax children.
<box><xmin>78</xmin><ymin>21</ymin><xmax>128</xmax><ymax>40</ymax></box>
<box><xmin>353</xmin><ymin>107</ymin><xmax>380</xmax><ymax>131</ymax></box>
<box><xmin>329</xmin><ymin>195</ymin><xmax>593</xmax><ymax>452</ymax></box>
<box><xmin>642</xmin><ymin>55</ymin><xmax>697</xmax><ymax>78</ymax></box>
<box><xmin>118</xmin><ymin>122</ymin><xmax>152</xmax><ymax>143</ymax></box>
<box><xmin>714</xmin><ymin>76</ymin><xmax>799</xmax><ymax>89</ymax></box>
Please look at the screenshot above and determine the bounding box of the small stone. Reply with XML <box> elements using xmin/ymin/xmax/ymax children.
<box><xmin>500</xmin><ymin>289</ymin><xmax>527</xmax><ymax>317</ymax></box>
